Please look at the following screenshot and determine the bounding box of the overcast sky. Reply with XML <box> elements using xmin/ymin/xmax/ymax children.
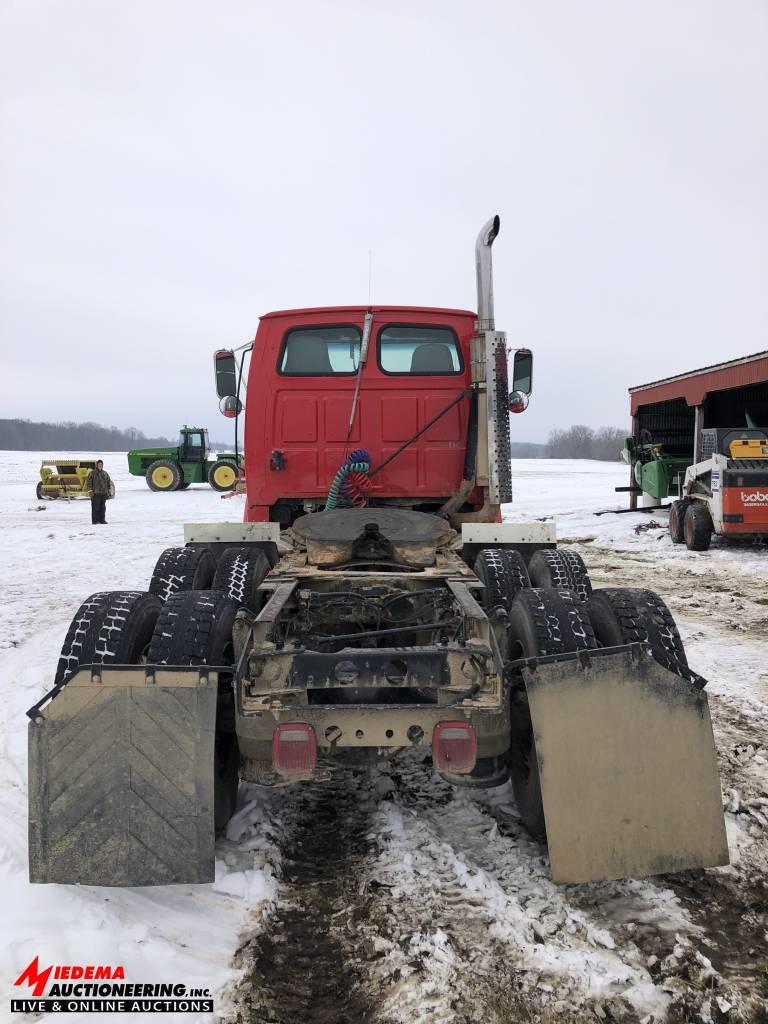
<box><xmin>1</xmin><ymin>0</ymin><xmax>766</xmax><ymax>443</ymax></box>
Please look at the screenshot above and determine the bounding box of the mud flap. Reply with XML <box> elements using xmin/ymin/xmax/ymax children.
<box><xmin>28</xmin><ymin>667</ymin><xmax>217</xmax><ymax>886</ymax></box>
<box><xmin>523</xmin><ymin>646</ymin><xmax>729</xmax><ymax>883</ymax></box>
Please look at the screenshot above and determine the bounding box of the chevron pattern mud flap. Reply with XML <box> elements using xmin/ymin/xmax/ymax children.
<box><xmin>523</xmin><ymin>647</ymin><xmax>729</xmax><ymax>883</ymax></box>
<box><xmin>28</xmin><ymin>667</ymin><xmax>217</xmax><ymax>886</ymax></box>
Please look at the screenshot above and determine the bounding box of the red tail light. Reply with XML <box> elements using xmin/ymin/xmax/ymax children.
<box><xmin>432</xmin><ymin>721</ymin><xmax>477</xmax><ymax>773</ymax></box>
<box><xmin>272</xmin><ymin>723</ymin><xmax>317</xmax><ymax>777</ymax></box>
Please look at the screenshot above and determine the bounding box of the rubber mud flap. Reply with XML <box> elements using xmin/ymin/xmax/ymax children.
<box><xmin>28</xmin><ymin>667</ymin><xmax>217</xmax><ymax>886</ymax></box>
<box><xmin>521</xmin><ymin>647</ymin><xmax>729</xmax><ymax>883</ymax></box>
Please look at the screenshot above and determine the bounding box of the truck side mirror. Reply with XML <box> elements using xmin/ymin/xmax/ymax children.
<box><xmin>512</xmin><ymin>348</ymin><xmax>533</xmax><ymax>396</ymax></box>
<box><xmin>220</xmin><ymin>396</ymin><xmax>242</xmax><ymax>418</ymax></box>
<box><xmin>214</xmin><ymin>349</ymin><xmax>238</xmax><ymax>400</ymax></box>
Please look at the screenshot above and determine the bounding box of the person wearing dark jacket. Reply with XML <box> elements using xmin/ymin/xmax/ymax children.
<box><xmin>84</xmin><ymin>461</ymin><xmax>113</xmax><ymax>524</ymax></box>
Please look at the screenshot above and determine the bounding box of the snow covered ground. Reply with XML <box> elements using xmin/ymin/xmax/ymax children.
<box><xmin>1</xmin><ymin>453</ymin><xmax>766</xmax><ymax>1023</ymax></box>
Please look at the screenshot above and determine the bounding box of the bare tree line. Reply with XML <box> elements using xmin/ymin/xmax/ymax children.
<box><xmin>0</xmin><ymin>419</ymin><xmax>172</xmax><ymax>451</ymax></box>
<box><xmin>545</xmin><ymin>425</ymin><xmax>626</xmax><ymax>460</ymax></box>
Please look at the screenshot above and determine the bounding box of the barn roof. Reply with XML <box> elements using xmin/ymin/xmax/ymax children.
<box><xmin>629</xmin><ymin>350</ymin><xmax>768</xmax><ymax>415</ymax></box>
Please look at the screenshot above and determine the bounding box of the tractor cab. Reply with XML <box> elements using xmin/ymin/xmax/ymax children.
<box><xmin>178</xmin><ymin>427</ymin><xmax>209</xmax><ymax>463</ymax></box>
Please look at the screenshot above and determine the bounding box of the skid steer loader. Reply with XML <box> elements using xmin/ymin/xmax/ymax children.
<box><xmin>28</xmin><ymin>217</ymin><xmax>728</xmax><ymax>887</ymax></box>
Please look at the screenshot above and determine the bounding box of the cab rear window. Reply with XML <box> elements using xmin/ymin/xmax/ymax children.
<box><xmin>279</xmin><ymin>326</ymin><xmax>362</xmax><ymax>375</ymax></box>
<box><xmin>378</xmin><ymin>326</ymin><xmax>462</xmax><ymax>374</ymax></box>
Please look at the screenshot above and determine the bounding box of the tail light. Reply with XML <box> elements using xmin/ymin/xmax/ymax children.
<box><xmin>272</xmin><ymin>723</ymin><xmax>317</xmax><ymax>777</ymax></box>
<box><xmin>432</xmin><ymin>721</ymin><xmax>477</xmax><ymax>773</ymax></box>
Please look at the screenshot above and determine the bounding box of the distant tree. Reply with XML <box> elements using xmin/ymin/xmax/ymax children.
<box><xmin>0</xmin><ymin>419</ymin><xmax>172</xmax><ymax>451</ymax></box>
<box><xmin>546</xmin><ymin>425</ymin><xmax>625</xmax><ymax>460</ymax></box>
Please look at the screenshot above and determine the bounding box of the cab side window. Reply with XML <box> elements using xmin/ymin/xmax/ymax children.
<box><xmin>279</xmin><ymin>326</ymin><xmax>362</xmax><ymax>375</ymax></box>
<box><xmin>378</xmin><ymin>326</ymin><xmax>462</xmax><ymax>374</ymax></box>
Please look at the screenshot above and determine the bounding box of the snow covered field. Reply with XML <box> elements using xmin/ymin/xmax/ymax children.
<box><xmin>1</xmin><ymin>453</ymin><xmax>766</xmax><ymax>1023</ymax></box>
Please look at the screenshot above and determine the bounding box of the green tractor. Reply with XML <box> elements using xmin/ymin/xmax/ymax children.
<box><xmin>127</xmin><ymin>426</ymin><xmax>242</xmax><ymax>492</ymax></box>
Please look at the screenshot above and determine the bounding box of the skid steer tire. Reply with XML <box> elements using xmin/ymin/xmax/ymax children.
<box><xmin>54</xmin><ymin>591</ymin><xmax>162</xmax><ymax>685</ymax></box>
<box><xmin>212</xmin><ymin>546</ymin><xmax>270</xmax><ymax>612</ymax></box>
<box><xmin>507</xmin><ymin>589</ymin><xmax>597</xmax><ymax>842</ymax></box>
<box><xmin>148</xmin><ymin>590</ymin><xmax>239</xmax><ymax>830</ymax></box>
<box><xmin>668</xmin><ymin>499</ymin><xmax>688</xmax><ymax>544</ymax></box>
<box><xmin>149</xmin><ymin>545</ymin><xmax>216</xmax><ymax>603</ymax></box>
<box><xmin>528</xmin><ymin>549</ymin><xmax>592</xmax><ymax>602</ymax></box>
<box><xmin>684</xmin><ymin>501</ymin><xmax>713</xmax><ymax>551</ymax></box>
<box><xmin>588</xmin><ymin>588</ymin><xmax>689</xmax><ymax>678</ymax></box>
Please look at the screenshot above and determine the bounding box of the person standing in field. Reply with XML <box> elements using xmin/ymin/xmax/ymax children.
<box><xmin>85</xmin><ymin>460</ymin><xmax>113</xmax><ymax>525</ymax></box>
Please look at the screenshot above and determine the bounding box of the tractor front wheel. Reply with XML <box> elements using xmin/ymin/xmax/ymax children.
<box><xmin>146</xmin><ymin>460</ymin><xmax>182</xmax><ymax>492</ymax></box>
<box><xmin>208</xmin><ymin>460</ymin><xmax>239</xmax><ymax>492</ymax></box>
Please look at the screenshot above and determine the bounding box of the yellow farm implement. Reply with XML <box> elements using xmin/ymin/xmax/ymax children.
<box><xmin>36</xmin><ymin>460</ymin><xmax>100</xmax><ymax>500</ymax></box>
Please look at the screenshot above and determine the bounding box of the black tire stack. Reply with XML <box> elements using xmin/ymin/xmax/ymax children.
<box><xmin>472</xmin><ymin>545</ymin><xmax>692</xmax><ymax>845</ymax></box>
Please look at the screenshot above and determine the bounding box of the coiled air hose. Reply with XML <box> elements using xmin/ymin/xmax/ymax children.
<box><xmin>325</xmin><ymin>449</ymin><xmax>372</xmax><ymax>511</ymax></box>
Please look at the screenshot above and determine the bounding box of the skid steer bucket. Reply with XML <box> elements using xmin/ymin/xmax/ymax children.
<box><xmin>523</xmin><ymin>645</ymin><xmax>728</xmax><ymax>883</ymax></box>
<box><xmin>28</xmin><ymin>667</ymin><xmax>217</xmax><ymax>886</ymax></box>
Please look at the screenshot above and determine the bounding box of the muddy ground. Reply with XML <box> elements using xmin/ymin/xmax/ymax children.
<box><xmin>223</xmin><ymin>538</ymin><xmax>767</xmax><ymax>1024</ymax></box>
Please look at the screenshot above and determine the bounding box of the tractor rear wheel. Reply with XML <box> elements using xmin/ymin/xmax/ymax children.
<box><xmin>212</xmin><ymin>546</ymin><xmax>270</xmax><ymax>612</ymax></box>
<box><xmin>146</xmin><ymin>460</ymin><xmax>182</xmax><ymax>492</ymax></box>
<box><xmin>55</xmin><ymin>591</ymin><xmax>162</xmax><ymax>685</ymax></box>
<box><xmin>507</xmin><ymin>589</ymin><xmax>597</xmax><ymax>842</ymax></box>
<box><xmin>36</xmin><ymin>481</ymin><xmax>45</xmax><ymax>500</ymax></box>
<box><xmin>588</xmin><ymin>587</ymin><xmax>689</xmax><ymax>677</ymax></box>
<box><xmin>148</xmin><ymin>590</ymin><xmax>239</xmax><ymax>829</ymax></box>
<box><xmin>528</xmin><ymin>549</ymin><xmax>592</xmax><ymax>601</ymax></box>
<box><xmin>684</xmin><ymin>501</ymin><xmax>713</xmax><ymax>551</ymax></box>
<box><xmin>149</xmin><ymin>545</ymin><xmax>216</xmax><ymax>603</ymax></box>
<box><xmin>668</xmin><ymin>499</ymin><xmax>689</xmax><ymax>544</ymax></box>
<box><xmin>208</xmin><ymin>460</ymin><xmax>239</xmax><ymax>492</ymax></box>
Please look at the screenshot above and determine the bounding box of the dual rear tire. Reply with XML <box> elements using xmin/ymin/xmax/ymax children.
<box><xmin>55</xmin><ymin>587</ymin><xmax>241</xmax><ymax>830</ymax></box>
<box><xmin>474</xmin><ymin>546</ymin><xmax>689</xmax><ymax>844</ymax></box>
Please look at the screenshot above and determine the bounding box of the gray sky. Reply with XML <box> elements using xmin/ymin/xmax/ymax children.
<box><xmin>2</xmin><ymin>0</ymin><xmax>766</xmax><ymax>443</ymax></box>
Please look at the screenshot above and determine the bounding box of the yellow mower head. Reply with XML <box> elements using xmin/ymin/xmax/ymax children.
<box><xmin>37</xmin><ymin>460</ymin><xmax>97</xmax><ymax>500</ymax></box>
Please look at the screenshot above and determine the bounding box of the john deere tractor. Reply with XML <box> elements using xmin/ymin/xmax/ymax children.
<box><xmin>127</xmin><ymin>427</ymin><xmax>241</xmax><ymax>492</ymax></box>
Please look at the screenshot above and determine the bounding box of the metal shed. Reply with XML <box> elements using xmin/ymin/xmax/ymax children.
<box><xmin>626</xmin><ymin>351</ymin><xmax>768</xmax><ymax>506</ymax></box>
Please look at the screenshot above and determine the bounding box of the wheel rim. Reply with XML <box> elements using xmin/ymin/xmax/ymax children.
<box><xmin>213</xmin><ymin>464</ymin><xmax>236</xmax><ymax>488</ymax></box>
<box><xmin>152</xmin><ymin>466</ymin><xmax>175</xmax><ymax>489</ymax></box>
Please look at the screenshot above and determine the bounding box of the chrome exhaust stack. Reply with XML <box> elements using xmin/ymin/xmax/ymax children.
<box><xmin>475</xmin><ymin>214</ymin><xmax>500</xmax><ymax>331</ymax></box>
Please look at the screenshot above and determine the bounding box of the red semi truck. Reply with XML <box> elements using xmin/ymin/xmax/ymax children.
<box><xmin>28</xmin><ymin>216</ymin><xmax>726</xmax><ymax>889</ymax></box>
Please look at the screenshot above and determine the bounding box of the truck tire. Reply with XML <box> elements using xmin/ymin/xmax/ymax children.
<box><xmin>149</xmin><ymin>545</ymin><xmax>216</xmax><ymax>603</ymax></box>
<box><xmin>684</xmin><ymin>501</ymin><xmax>713</xmax><ymax>551</ymax></box>
<box><xmin>55</xmin><ymin>591</ymin><xmax>162</xmax><ymax>685</ymax></box>
<box><xmin>147</xmin><ymin>590</ymin><xmax>239</xmax><ymax>829</ymax></box>
<box><xmin>588</xmin><ymin>587</ymin><xmax>689</xmax><ymax>678</ymax></box>
<box><xmin>528</xmin><ymin>549</ymin><xmax>592</xmax><ymax>602</ymax></box>
<box><xmin>146</xmin><ymin>459</ymin><xmax>182</xmax><ymax>492</ymax></box>
<box><xmin>507</xmin><ymin>589</ymin><xmax>597</xmax><ymax>842</ymax></box>
<box><xmin>208</xmin><ymin>460</ymin><xmax>239</xmax><ymax>492</ymax></box>
<box><xmin>668</xmin><ymin>499</ymin><xmax>688</xmax><ymax>544</ymax></box>
<box><xmin>474</xmin><ymin>549</ymin><xmax>530</xmax><ymax>613</ymax></box>
<box><xmin>212</xmin><ymin>546</ymin><xmax>270</xmax><ymax>611</ymax></box>
<box><xmin>36</xmin><ymin>481</ymin><xmax>45</xmax><ymax>500</ymax></box>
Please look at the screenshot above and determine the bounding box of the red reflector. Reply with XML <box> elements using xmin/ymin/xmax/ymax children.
<box><xmin>432</xmin><ymin>721</ymin><xmax>477</xmax><ymax>773</ymax></box>
<box><xmin>272</xmin><ymin>723</ymin><xmax>317</xmax><ymax>777</ymax></box>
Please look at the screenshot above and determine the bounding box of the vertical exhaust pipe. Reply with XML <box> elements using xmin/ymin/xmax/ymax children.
<box><xmin>475</xmin><ymin>214</ymin><xmax>501</xmax><ymax>331</ymax></box>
